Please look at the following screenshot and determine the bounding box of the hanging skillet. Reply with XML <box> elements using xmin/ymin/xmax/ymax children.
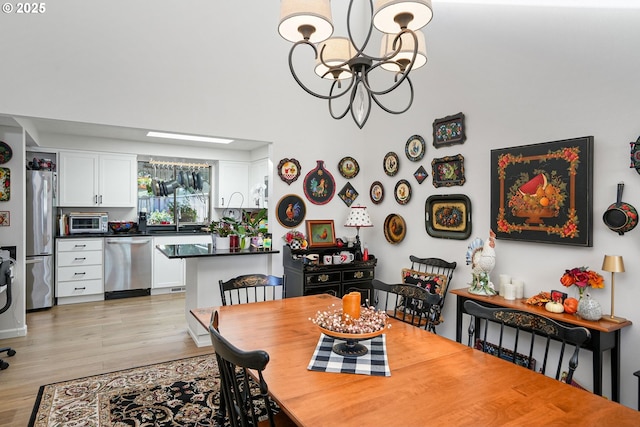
<box><xmin>602</xmin><ymin>182</ymin><xmax>638</xmax><ymax>235</ymax></box>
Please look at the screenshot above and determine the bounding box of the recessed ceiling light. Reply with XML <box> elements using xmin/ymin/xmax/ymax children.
<box><xmin>146</xmin><ymin>131</ymin><xmax>233</xmax><ymax>144</ymax></box>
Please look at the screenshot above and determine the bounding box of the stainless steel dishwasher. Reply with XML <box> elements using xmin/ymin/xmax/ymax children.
<box><xmin>104</xmin><ymin>236</ymin><xmax>152</xmax><ymax>299</ymax></box>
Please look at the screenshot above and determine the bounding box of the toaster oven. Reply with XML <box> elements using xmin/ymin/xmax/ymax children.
<box><xmin>68</xmin><ymin>213</ymin><xmax>109</xmax><ymax>234</ymax></box>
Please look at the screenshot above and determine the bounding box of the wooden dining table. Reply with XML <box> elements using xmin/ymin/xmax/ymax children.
<box><xmin>191</xmin><ymin>294</ymin><xmax>640</xmax><ymax>427</ymax></box>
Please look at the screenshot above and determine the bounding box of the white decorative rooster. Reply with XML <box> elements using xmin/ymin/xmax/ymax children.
<box><xmin>465</xmin><ymin>230</ymin><xmax>497</xmax><ymax>295</ymax></box>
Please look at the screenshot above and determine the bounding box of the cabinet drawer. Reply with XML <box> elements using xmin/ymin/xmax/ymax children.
<box><xmin>58</xmin><ymin>239</ymin><xmax>103</xmax><ymax>252</ymax></box>
<box><xmin>342</xmin><ymin>268</ymin><xmax>374</xmax><ymax>282</ymax></box>
<box><xmin>306</xmin><ymin>271</ymin><xmax>341</xmax><ymax>285</ymax></box>
<box><xmin>304</xmin><ymin>283</ymin><xmax>341</xmax><ymax>297</ymax></box>
<box><xmin>57</xmin><ymin>250</ymin><xmax>103</xmax><ymax>267</ymax></box>
<box><xmin>57</xmin><ymin>265</ymin><xmax>103</xmax><ymax>282</ymax></box>
<box><xmin>57</xmin><ymin>279</ymin><xmax>103</xmax><ymax>297</ymax></box>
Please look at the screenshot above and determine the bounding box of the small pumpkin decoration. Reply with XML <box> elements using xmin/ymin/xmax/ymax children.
<box><xmin>563</xmin><ymin>297</ymin><xmax>579</xmax><ymax>314</ymax></box>
<box><xmin>545</xmin><ymin>299</ymin><xmax>565</xmax><ymax>313</ymax></box>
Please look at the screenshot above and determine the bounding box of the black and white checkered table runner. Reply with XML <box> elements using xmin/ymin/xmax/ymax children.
<box><xmin>307</xmin><ymin>333</ymin><xmax>391</xmax><ymax>377</ymax></box>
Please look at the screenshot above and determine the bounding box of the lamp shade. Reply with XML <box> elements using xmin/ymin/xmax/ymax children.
<box><xmin>602</xmin><ymin>255</ymin><xmax>625</xmax><ymax>273</ymax></box>
<box><xmin>315</xmin><ymin>37</ymin><xmax>354</xmax><ymax>80</ymax></box>
<box><xmin>373</xmin><ymin>0</ymin><xmax>433</xmax><ymax>33</ymax></box>
<box><xmin>380</xmin><ymin>30</ymin><xmax>427</xmax><ymax>71</ymax></box>
<box><xmin>279</xmin><ymin>0</ymin><xmax>334</xmax><ymax>43</ymax></box>
<box><xmin>345</xmin><ymin>206</ymin><xmax>373</xmax><ymax>228</ymax></box>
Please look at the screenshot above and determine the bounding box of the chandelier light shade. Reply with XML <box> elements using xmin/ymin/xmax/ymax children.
<box><xmin>278</xmin><ymin>0</ymin><xmax>433</xmax><ymax>128</ymax></box>
<box><xmin>601</xmin><ymin>255</ymin><xmax>626</xmax><ymax>323</ymax></box>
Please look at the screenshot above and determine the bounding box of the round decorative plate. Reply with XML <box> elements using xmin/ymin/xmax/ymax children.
<box><xmin>276</xmin><ymin>194</ymin><xmax>306</xmax><ymax>228</ymax></box>
<box><xmin>303</xmin><ymin>160</ymin><xmax>335</xmax><ymax>205</ymax></box>
<box><xmin>394</xmin><ymin>179</ymin><xmax>412</xmax><ymax>205</ymax></box>
<box><xmin>405</xmin><ymin>135</ymin><xmax>425</xmax><ymax>161</ymax></box>
<box><xmin>370</xmin><ymin>181</ymin><xmax>384</xmax><ymax>204</ymax></box>
<box><xmin>338</xmin><ymin>156</ymin><xmax>359</xmax><ymax>179</ymax></box>
<box><xmin>383</xmin><ymin>213</ymin><xmax>406</xmax><ymax>244</ymax></box>
<box><xmin>383</xmin><ymin>152</ymin><xmax>399</xmax><ymax>176</ymax></box>
<box><xmin>277</xmin><ymin>158</ymin><xmax>301</xmax><ymax>185</ymax></box>
<box><xmin>0</xmin><ymin>141</ymin><xmax>13</xmax><ymax>165</ymax></box>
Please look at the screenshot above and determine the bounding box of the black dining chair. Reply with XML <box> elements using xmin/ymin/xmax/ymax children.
<box><xmin>209</xmin><ymin>310</ymin><xmax>294</xmax><ymax>427</ymax></box>
<box><xmin>219</xmin><ymin>274</ymin><xmax>285</xmax><ymax>306</ymax></box>
<box><xmin>371</xmin><ymin>279</ymin><xmax>442</xmax><ymax>332</ymax></box>
<box><xmin>464</xmin><ymin>300</ymin><xmax>591</xmax><ymax>384</ymax></box>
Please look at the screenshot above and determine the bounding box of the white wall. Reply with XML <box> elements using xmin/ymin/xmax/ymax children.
<box><xmin>1</xmin><ymin>0</ymin><xmax>640</xmax><ymax>407</ymax></box>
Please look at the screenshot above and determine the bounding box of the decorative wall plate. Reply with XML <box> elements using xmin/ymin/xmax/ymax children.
<box><xmin>338</xmin><ymin>182</ymin><xmax>358</xmax><ymax>206</ymax></box>
<box><xmin>433</xmin><ymin>112</ymin><xmax>466</xmax><ymax>148</ymax></box>
<box><xmin>0</xmin><ymin>142</ymin><xmax>13</xmax><ymax>165</ymax></box>
<box><xmin>405</xmin><ymin>135</ymin><xmax>426</xmax><ymax>161</ymax></box>
<box><xmin>432</xmin><ymin>154</ymin><xmax>466</xmax><ymax>188</ymax></box>
<box><xmin>383</xmin><ymin>152</ymin><xmax>399</xmax><ymax>176</ymax></box>
<box><xmin>303</xmin><ymin>160</ymin><xmax>335</xmax><ymax>205</ymax></box>
<box><xmin>384</xmin><ymin>213</ymin><xmax>406</xmax><ymax>244</ymax></box>
<box><xmin>414</xmin><ymin>165</ymin><xmax>428</xmax><ymax>184</ymax></box>
<box><xmin>338</xmin><ymin>156</ymin><xmax>359</xmax><ymax>179</ymax></box>
<box><xmin>394</xmin><ymin>179</ymin><xmax>412</xmax><ymax>205</ymax></box>
<box><xmin>0</xmin><ymin>168</ymin><xmax>10</xmax><ymax>201</ymax></box>
<box><xmin>425</xmin><ymin>194</ymin><xmax>472</xmax><ymax>239</ymax></box>
<box><xmin>276</xmin><ymin>194</ymin><xmax>306</xmax><ymax>228</ymax></box>
<box><xmin>277</xmin><ymin>158</ymin><xmax>301</xmax><ymax>185</ymax></box>
<box><xmin>370</xmin><ymin>181</ymin><xmax>384</xmax><ymax>204</ymax></box>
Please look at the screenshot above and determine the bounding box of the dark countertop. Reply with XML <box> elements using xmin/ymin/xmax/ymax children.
<box><xmin>56</xmin><ymin>231</ymin><xmax>211</xmax><ymax>239</ymax></box>
<box><xmin>157</xmin><ymin>244</ymin><xmax>279</xmax><ymax>259</ymax></box>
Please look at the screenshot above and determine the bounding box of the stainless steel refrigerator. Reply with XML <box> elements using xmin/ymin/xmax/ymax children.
<box><xmin>26</xmin><ymin>170</ymin><xmax>55</xmax><ymax>310</ymax></box>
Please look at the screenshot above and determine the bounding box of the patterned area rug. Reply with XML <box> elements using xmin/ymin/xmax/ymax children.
<box><xmin>29</xmin><ymin>355</ymin><xmax>238</xmax><ymax>426</ymax></box>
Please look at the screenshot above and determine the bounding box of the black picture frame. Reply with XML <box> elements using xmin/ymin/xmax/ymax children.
<box><xmin>432</xmin><ymin>154</ymin><xmax>465</xmax><ymax>188</ymax></box>
<box><xmin>425</xmin><ymin>194</ymin><xmax>472</xmax><ymax>240</ymax></box>
<box><xmin>490</xmin><ymin>136</ymin><xmax>594</xmax><ymax>247</ymax></box>
<box><xmin>432</xmin><ymin>112</ymin><xmax>466</xmax><ymax>148</ymax></box>
<box><xmin>276</xmin><ymin>194</ymin><xmax>306</xmax><ymax>228</ymax></box>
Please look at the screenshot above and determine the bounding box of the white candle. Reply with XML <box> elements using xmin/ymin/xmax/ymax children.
<box><xmin>504</xmin><ymin>283</ymin><xmax>516</xmax><ymax>300</ymax></box>
<box><xmin>513</xmin><ymin>279</ymin><xmax>524</xmax><ymax>299</ymax></box>
<box><xmin>499</xmin><ymin>274</ymin><xmax>511</xmax><ymax>297</ymax></box>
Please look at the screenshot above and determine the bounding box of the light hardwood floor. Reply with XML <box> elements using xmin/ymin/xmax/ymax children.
<box><xmin>0</xmin><ymin>293</ymin><xmax>214</xmax><ymax>426</ymax></box>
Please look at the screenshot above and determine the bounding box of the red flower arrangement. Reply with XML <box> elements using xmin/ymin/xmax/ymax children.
<box><xmin>560</xmin><ymin>266</ymin><xmax>604</xmax><ymax>297</ymax></box>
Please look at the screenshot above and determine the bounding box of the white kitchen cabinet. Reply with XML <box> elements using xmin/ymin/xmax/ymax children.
<box><xmin>215</xmin><ymin>161</ymin><xmax>249</xmax><ymax>208</ymax></box>
<box><xmin>152</xmin><ymin>235</ymin><xmax>211</xmax><ymax>294</ymax></box>
<box><xmin>56</xmin><ymin>238</ymin><xmax>104</xmax><ymax>305</ymax></box>
<box><xmin>58</xmin><ymin>151</ymin><xmax>137</xmax><ymax>207</ymax></box>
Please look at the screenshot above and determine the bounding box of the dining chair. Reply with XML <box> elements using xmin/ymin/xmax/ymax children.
<box><xmin>219</xmin><ymin>274</ymin><xmax>285</xmax><ymax>306</ymax></box>
<box><xmin>402</xmin><ymin>255</ymin><xmax>457</xmax><ymax>331</ymax></box>
<box><xmin>209</xmin><ymin>310</ymin><xmax>295</xmax><ymax>427</ymax></box>
<box><xmin>464</xmin><ymin>300</ymin><xmax>591</xmax><ymax>384</ymax></box>
<box><xmin>371</xmin><ymin>279</ymin><xmax>442</xmax><ymax>332</ymax></box>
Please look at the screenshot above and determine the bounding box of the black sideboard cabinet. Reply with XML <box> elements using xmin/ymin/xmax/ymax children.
<box><xmin>283</xmin><ymin>245</ymin><xmax>376</xmax><ymax>302</ymax></box>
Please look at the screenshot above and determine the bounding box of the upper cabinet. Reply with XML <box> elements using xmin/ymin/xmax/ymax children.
<box><xmin>58</xmin><ymin>151</ymin><xmax>137</xmax><ymax>207</ymax></box>
<box><xmin>215</xmin><ymin>161</ymin><xmax>249</xmax><ymax>208</ymax></box>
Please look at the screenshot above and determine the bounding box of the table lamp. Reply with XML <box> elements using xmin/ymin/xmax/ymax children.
<box><xmin>344</xmin><ymin>206</ymin><xmax>373</xmax><ymax>260</ymax></box>
<box><xmin>602</xmin><ymin>254</ymin><xmax>626</xmax><ymax>323</ymax></box>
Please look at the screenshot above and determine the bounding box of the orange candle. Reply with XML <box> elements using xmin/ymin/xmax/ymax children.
<box><xmin>342</xmin><ymin>291</ymin><xmax>361</xmax><ymax>321</ymax></box>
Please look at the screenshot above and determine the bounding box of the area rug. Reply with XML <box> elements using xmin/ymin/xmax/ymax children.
<box><xmin>28</xmin><ymin>354</ymin><xmax>273</xmax><ymax>427</ymax></box>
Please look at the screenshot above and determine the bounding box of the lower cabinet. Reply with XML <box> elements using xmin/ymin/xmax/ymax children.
<box><xmin>56</xmin><ymin>238</ymin><xmax>104</xmax><ymax>305</ymax></box>
<box><xmin>152</xmin><ymin>235</ymin><xmax>211</xmax><ymax>294</ymax></box>
<box><xmin>282</xmin><ymin>245</ymin><xmax>376</xmax><ymax>302</ymax></box>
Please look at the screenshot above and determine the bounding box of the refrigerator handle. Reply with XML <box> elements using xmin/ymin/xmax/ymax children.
<box><xmin>42</xmin><ymin>177</ymin><xmax>50</xmax><ymax>248</ymax></box>
<box><xmin>26</xmin><ymin>258</ymin><xmax>43</xmax><ymax>265</ymax></box>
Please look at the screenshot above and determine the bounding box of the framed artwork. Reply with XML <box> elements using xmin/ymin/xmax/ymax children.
<box><xmin>277</xmin><ymin>158</ymin><xmax>301</xmax><ymax>185</ymax></box>
<box><xmin>425</xmin><ymin>194</ymin><xmax>472</xmax><ymax>240</ymax></box>
<box><xmin>305</xmin><ymin>220</ymin><xmax>336</xmax><ymax>247</ymax></box>
<box><xmin>394</xmin><ymin>179</ymin><xmax>411</xmax><ymax>205</ymax></box>
<box><xmin>0</xmin><ymin>211</ymin><xmax>9</xmax><ymax>226</ymax></box>
<box><xmin>0</xmin><ymin>141</ymin><xmax>12</xmax><ymax>164</ymax></box>
<box><xmin>0</xmin><ymin>168</ymin><xmax>10</xmax><ymax>201</ymax></box>
<box><xmin>370</xmin><ymin>181</ymin><xmax>384</xmax><ymax>204</ymax></box>
<box><xmin>432</xmin><ymin>154</ymin><xmax>465</xmax><ymax>188</ymax></box>
<box><xmin>303</xmin><ymin>160</ymin><xmax>335</xmax><ymax>205</ymax></box>
<box><xmin>383</xmin><ymin>152</ymin><xmax>399</xmax><ymax>176</ymax></box>
<box><xmin>405</xmin><ymin>135</ymin><xmax>426</xmax><ymax>161</ymax></box>
<box><xmin>414</xmin><ymin>165</ymin><xmax>428</xmax><ymax>184</ymax></box>
<box><xmin>490</xmin><ymin>136</ymin><xmax>594</xmax><ymax>247</ymax></box>
<box><xmin>276</xmin><ymin>194</ymin><xmax>306</xmax><ymax>228</ymax></box>
<box><xmin>432</xmin><ymin>112</ymin><xmax>466</xmax><ymax>148</ymax></box>
<box><xmin>338</xmin><ymin>182</ymin><xmax>358</xmax><ymax>206</ymax></box>
<box><xmin>383</xmin><ymin>214</ymin><xmax>406</xmax><ymax>244</ymax></box>
<box><xmin>338</xmin><ymin>156</ymin><xmax>359</xmax><ymax>179</ymax></box>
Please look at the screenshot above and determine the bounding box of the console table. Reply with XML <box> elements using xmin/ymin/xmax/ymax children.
<box><xmin>450</xmin><ymin>288</ymin><xmax>632</xmax><ymax>402</ymax></box>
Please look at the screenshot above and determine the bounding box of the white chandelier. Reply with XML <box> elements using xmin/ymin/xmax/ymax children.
<box><xmin>278</xmin><ymin>0</ymin><xmax>433</xmax><ymax>128</ymax></box>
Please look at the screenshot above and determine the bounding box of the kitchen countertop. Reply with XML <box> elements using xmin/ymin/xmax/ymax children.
<box><xmin>157</xmin><ymin>244</ymin><xmax>279</xmax><ymax>259</ymax></box>
<box><xmin>56</xmin><ymin>231</ymin><xmax>211</xmax><ymax>239</ymax></box>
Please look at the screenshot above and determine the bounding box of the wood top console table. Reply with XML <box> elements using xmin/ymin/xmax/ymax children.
<box><xmin>450</xmin><ymin>288</ymin><xmax>632</xmax><ymax>402</ymax></box>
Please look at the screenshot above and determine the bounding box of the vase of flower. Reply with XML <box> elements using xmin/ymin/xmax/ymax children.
<box><xmin>577</xmin><ymin>292</ymin><xmax>602</xmax><ymax>321</ymax></box>
<box><xmin>290</xmin><ymin>240</ymin><xmax>302</xmax><ymax>250</ymax></box>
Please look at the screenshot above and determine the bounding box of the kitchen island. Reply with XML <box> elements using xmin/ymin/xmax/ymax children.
<box><xmin>156</xmin><ymin>244</ymin><xmax>279</xmax><ymax>346</ymax></box>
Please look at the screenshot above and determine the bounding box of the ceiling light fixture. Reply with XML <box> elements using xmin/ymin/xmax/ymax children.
<box><xmin>278</xmin><ymin>0</ymin><xmax>433</xmax><ymax>129</ymax></box>
<box><xmin>146</xmin><ymin>131</ymin><xmax>233</xmax><ymax>144</ymax></box>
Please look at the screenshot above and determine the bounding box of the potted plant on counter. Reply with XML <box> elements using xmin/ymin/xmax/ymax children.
<box><xmin>237</xmin><ymin>208</ymin><xmax>268</xmax><ymax>249</ymax></box>
<box><xmin>209</xmin><ymin>216</ymin><xmax>238</xmax><ymax>250</ymax></box>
